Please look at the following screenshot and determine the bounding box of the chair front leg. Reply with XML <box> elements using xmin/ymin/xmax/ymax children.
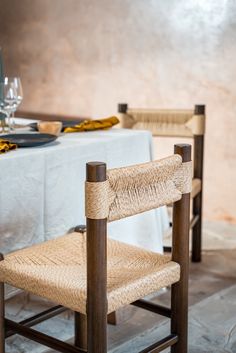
<box><xmin>74</xmin><ymin>312</ymin><xmax>87</xmax><ymax>350</ymax></box>
<box><xmin>171</xmin><ymin>145</ymin><xmax>191</xmax><ymax>353</ymax></box>
<box><xmin>0</xmin><ymin>254</ymin><xmax>5</xmax><ymax>353</ymax></box>
<box><xmin>86</xmin><ymin>218</ymin><xmax>108</xmax><ymax>353</ymax></box>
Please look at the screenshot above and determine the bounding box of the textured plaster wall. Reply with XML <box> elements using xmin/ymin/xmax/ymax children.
<box><xmin>0</xmin><ymin>0</ymin><xmax>236</xmax><ymax>221</ymax></box>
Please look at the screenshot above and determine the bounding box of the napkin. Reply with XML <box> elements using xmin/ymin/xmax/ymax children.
<box><xmin>64</xmin><ymin>116</ymin><xmax>119</xmax><ymax>133</ymax></box>
<box><xmin>0</xmin><ymin>139</ymin><xmax>17</xmax><ymax>154</ymax></box>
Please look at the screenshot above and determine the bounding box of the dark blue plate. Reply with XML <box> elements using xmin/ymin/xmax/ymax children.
<box><xmin>2</xmin><ymin>133</ymin><xmax>57</xmax><ymax>147</ymax></box>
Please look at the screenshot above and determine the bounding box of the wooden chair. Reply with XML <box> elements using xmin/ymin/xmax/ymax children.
<box><xmin>118</xmin><ymin>103</ymin><xmax>205</xmax><ymax>262</ymax></box>
<box><xmin>0</xmin><ymin>144</ymin><xmax>191</xmax><ymax>353</ymax></box>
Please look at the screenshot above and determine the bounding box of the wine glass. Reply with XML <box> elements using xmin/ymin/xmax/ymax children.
<box><xmin>0</xmin><ymin>81</ymin><xmax>18</xmax><ymax>132</ymax></box>
<box><xmin>4</xmin><ymin>77</ymin><xmax>23</xmax><ymax>119</ymax></box>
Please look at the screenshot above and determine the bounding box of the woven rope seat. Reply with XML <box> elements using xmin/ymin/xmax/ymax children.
<box><xmin>0</xmin><ymin>232</ymin><xmax>180</xmax><ymax>314</ymax></box>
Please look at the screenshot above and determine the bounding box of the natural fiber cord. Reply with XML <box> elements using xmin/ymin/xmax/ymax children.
<box><xmin>0</xmin><ymin>232</ymin><xmax>180</xmax><ymax>314</ymax></box>
<box><xmin>85</xmin><ymin>181</ymin><xmax>110</xmax><ymax>219</ymax></box>
<box><xmin>191</xmin><ymin>178</ymin><xmax>202</xmax><ymax>198</ymax></box>
<box><xmin>119</xmin><ymin>109</ymin><xmax>205</xmax><ymax>137</ymax></box>
<box><xmin>85</xmin><ymin>155</ymin><xmax>192</xmax><ymax>221</ymax></box>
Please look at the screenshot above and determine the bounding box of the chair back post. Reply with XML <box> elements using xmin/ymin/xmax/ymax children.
<box><xmin>171</xmin><ymin>143</ymin><xmax>191</xmax><ymax>353</ymax></box>
<box><xmin>193</xmin><ymin>104</ymin><xmax>205</xmax><ymax>179</ymax></box>
<box><xmin>118</xmin><ymin>103</ymin><xmax>128</xmax><ymax>113</ymax></box>
<box><xmin>192</xmin><ymin>104</ymin><xmax>205</xmax><ymax>262</ymax></box>
<box><xmin>86</xmin><ymin>162</ymin><xmax>107</xmax><ymax>353</ymax></box>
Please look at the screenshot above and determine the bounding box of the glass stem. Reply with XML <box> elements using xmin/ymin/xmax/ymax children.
<box><xmin>6</xmin><ymin>110</ymin><xmax>12</xmax><ymax>132</ymax></box>
<box><xmin>7</xmin><ymin>106</ymin><xmax>15</xmax><ymax>132</ymax></box>
<box><xmin>11</xmin><ymin>110</ymin><xmax>15</xmax><ymax>131</ymax></box>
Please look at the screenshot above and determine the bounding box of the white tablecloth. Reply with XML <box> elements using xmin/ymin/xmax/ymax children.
<box><xmin>0</xmin><ymin>123</ymin><xmax>169</xmax><ymax>255</ymax></box>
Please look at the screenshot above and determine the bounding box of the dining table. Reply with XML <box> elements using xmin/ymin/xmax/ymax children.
<box><xmin>0</xmin><ymin>119</ymin><xmax>169</xmax><ymax>266</ymax></box>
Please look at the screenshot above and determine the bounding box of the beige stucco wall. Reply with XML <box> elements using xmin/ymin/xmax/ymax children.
<box><xmin>0</xmin><ymin>0</ymin><xmax>235</xmax><ymax>222</ymax></box>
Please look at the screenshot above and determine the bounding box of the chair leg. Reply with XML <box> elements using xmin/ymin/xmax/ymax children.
<box><xmin>192</xmin><ymin>192</ymin><xmax>202</xmax><ymax>262</ymax></box>
<box><xmin>0</xmin><ymin>254</ymin><xmax>5</xmax><ymax>353</ymax></box>
<box><xmin>171</xmin><ymin>144</ymin><xmax>190</xmax><ymax>353</ymax></box>
<box><xmin>74</xmin><ymin>312</ymin><xmax>87</xmax><ymax>350</ymax></box>
<box><xmin>87</xmin><ymin>304</ymin><xmax>107</xmax><ymax>353</ymax></box>
<box><xmin>171</xmin><ymin>193</ymin><xmax>189</xmax><ymax>353</ymax></box>
<box><xmin>171</xmin><ymin>281</ymin><xmax>188</xmax><ymax>353</ymax></box>
<box><xmin>192</xmin><ymin>129</ymin><xmax>204</xmax><ymax>263</ymax></box>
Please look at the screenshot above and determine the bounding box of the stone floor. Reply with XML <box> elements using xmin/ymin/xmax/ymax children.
<box><xmin>4</xmin><ymin>220</ymin><xmax>236</xmax><ymax>353</ymax></box>
<box><xmin>164</xmin><ymin>219</ymin><xmax>236</xmax><ymax>251</ymax></box>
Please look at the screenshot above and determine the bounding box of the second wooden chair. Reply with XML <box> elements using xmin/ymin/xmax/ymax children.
<box><xmin>118</xmin><ymin>103</ymin><xmax>205</xmax><ymax>262</ymax></box>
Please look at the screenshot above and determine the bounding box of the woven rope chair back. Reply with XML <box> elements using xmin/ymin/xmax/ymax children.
<box><xmin>86</xmin><ymin>154</ymin><xmax>192</xmax><ymax>222</ymax></box>
<box><xmin>119</xmin><ymin>108</ymin><xmax>205</xmax><ymax>137</ymax></box>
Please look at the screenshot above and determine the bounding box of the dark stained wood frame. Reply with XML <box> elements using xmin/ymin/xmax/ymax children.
<box><xmin>118</xmin><ymin>103</ymin><xmax>204</xmax><ymax>262</ymax></box>
<box><xmin>192</xmin><ymin>105</ymin><xmax>205</xmax><ymax>262</ymax></box>
<box><xmin>0</xmin><ymin>144</ymin><xmax>191</xmax><ymax>353</ymax></box>
<box><xmin>171</xmin><ymin>144</ymin><xmax>191</xmax><ymax>352</ymax></box>
<box><xmin>86</xmin><ymin>162</ymin><xmax>108</xmax><ymax>353</ymax></box>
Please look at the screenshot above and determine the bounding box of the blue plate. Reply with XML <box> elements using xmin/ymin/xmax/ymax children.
<box><xmin>2</xmin><ymin>133</ymin><xmax>57</xmax><ymax>147</ymax></box>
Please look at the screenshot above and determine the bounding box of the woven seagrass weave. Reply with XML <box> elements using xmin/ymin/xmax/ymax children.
<box><xmin>119</xmin><ymin>108</ymin><xmax>205</xmax><ymax>137</ymax></box>
<box><xmin>191</xmin><ymin>178</ymin><xmax>201</xmax><ymax>198</ymax></box>
<box><xmin>0</xmin><ymin>232</ymin><xmax>180</xmax><ymax>314</ymax></box>
<box><xmin>86</xmin><ymin>155</ymin><xmax>192</xmax><ymax>221</ymax></box>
